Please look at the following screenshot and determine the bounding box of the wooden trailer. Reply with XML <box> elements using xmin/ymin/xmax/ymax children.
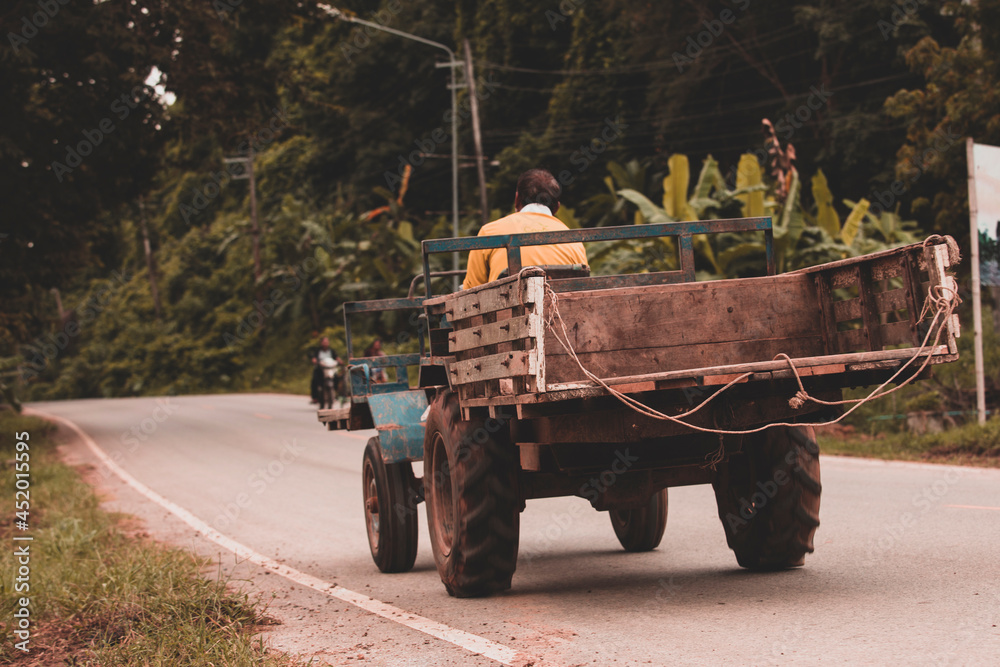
<box><xmin>319</xmin><ymin>219</ymin><xmax>961</xmax><ymax>597</ymax></box>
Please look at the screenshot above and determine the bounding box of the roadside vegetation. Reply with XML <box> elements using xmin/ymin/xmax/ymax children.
<box><xmin>0</xmin><ymin>412</ymin><xmax>311</xmax><ymax>666</ymax></box>
<box><xmin>818</xmin><ymin>417</ymin><xmax>1000</xmax><ymax>467</ymax></box>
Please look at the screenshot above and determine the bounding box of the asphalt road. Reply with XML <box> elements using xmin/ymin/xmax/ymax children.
<box><xmin>31</xmin><ymin>394</ymin><xmax>1000</xmax><ymax>665</ymax></box>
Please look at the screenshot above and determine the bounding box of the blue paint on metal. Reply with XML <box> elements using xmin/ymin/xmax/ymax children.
<box><xmin>367</xmin><ymin>390</ymin><xmax>428</xmax><ymax>464</ymax></box>
<box><xmin>420</xmin><ymin>216</ymin><xmax>774</xmax><ymax>297</ymax></box>
<box><xmin>348</xmin><ymin>364</ymin><xmax>372</xmax><ymax>397</ymax></box>
<box><xmin>351</xmin><ymin>353</ymin><xmax>422</xmax><ymax>368</ymax></box>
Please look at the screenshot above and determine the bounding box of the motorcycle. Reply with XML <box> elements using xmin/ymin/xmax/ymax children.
<box><xmin>319</xmin><ymin>357</ymin><xmax>345</xmax><ymax>409</ymax></box>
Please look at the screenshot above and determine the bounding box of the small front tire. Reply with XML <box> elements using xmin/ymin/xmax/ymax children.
<box><xmin>362</xmin><ymin>437</ymin><xmax>418</xmax><ymax>573</ymax></box>
<box><xmin>610</xmin><ymin>488</ymin><xmax>668</xmax><ymax>552</ymax></box>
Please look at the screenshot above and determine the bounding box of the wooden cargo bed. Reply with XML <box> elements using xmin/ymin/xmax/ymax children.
<box><xmin>424</xmin><ymin>237</ymin><xmax>960</xmax><ymax>415</ymax></box>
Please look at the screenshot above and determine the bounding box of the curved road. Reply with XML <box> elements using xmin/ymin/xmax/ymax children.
<box><xmin>31</xmin><ymin>394</ymin><xmax>1000</xmax><ymax>665</ymax></box>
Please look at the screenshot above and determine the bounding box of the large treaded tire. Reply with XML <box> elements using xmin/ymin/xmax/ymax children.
<box><xmin>362</xmin><ymin>437</ymin><xmax>418</xmax><ymax>573</ymax></box>
<box><xmin>712</xmin><ymin>425</ymin><xmax>821</xmax><ymax>570</ymax></box>
<box><xmin>610</xmin><ymin>489</ymin><xmax>668</xmax><ymax>552</ymax></box>
<box><xmin>423</xmin><ymin>391</ymin><xmax>520</xmax><ymax>597</ymax></box>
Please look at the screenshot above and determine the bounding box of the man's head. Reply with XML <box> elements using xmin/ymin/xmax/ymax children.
<box><xmin>320</xmin><ymin>337</ymin><xmax>330</xmax><ymax>349</ymax></box>
<box><xmin>514</xmin><ymin>169</ymin><xmax>560</xmax><ymax>214</ymax></box>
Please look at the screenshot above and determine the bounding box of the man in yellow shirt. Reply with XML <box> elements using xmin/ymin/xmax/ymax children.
<box><xmin>462</xmin><ymin>169</ymin><xmax>589</xmax><ymax>289</ymax></box>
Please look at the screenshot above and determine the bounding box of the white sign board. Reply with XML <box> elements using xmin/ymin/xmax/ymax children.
<box><xmin>972</xmin><ymin>143</ymin><xmax>1000</xmax><ymax>286</ymax></box>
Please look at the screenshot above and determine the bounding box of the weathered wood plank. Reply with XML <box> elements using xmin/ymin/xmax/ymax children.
<box><xmin>831</xmin><ymin>288</ymin><xmax>909</xmax><ymax>323</ymax></box>
<box><xmin>544</xmin><ymin>335</ymin><xmax>826</xmax><ymax>384</ymax></box>
<box><xmin>543</xmin><ymin>273</ymin><xmax>822</xmax><ymax>356</ymax></box>
<box><xmin>423</xmin><ymin>271</ymin><xmax>521</xmax><ymax>307</ymax></box>
<box><xmin>858</xmin><ymin>264</ymin><xmax>883</xmax><ymax>350</ymax></box>
<box><xmin>445</xmin><ymin>276</ymin><xmax>543</xmax><ymax>323</ymax></box>
<box><xmin>450</xmin><ymin>349</ymin><xmax>537</xmax><ymax>384</ymax></box>
<box><xmin>813</xmin><ymin>273</ymin><xmax>839</xmax><ymax>355</ymax></box>
<box><xmin>829</xmin><ymin>268</ymin><xmax>859</xmax><ymax>290</ymax></box>
<box><xmin>901</xmin><ymin>254</ymin><xmax>925</xmax><ymax>346</ymax></box>
<box><xmin>791</xmin><ymin>241</ymin><xmax>924</xmax><ymax>276</ymax></box>
<box><xmin>881</xmin><ymin>320</ymin><xmax>914</xmax><ymax>346</ymax></box>
<box><xmin>832</xmin><ymin>297</ymin><xmax>862</xmax><ymax>323</ymax></box>
<box><xmin>836</xmin><ymin>328</ymin><xmax>867</xmax><ymax>352</ymax></box>
<box><xmin>540</xmin><ymin>345</ymin><xmax>952</xmax><ymax>395</ymax></box>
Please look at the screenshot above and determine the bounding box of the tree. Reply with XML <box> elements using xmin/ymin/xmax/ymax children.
<box><xmin>885</xmin><ymin>0</ymin><xmax>1000</xmax><ymax>243</ymax></box>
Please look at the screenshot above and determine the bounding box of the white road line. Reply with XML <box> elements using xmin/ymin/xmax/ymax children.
<box><xmin>31</xmin><ymin>409</ymin><xmax>544</xmax><ymax>667</ymax></box>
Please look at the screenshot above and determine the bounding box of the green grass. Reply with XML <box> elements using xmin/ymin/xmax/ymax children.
<box><xmin>0</xmin><ymin>412</ymin><xmax>317</xmax><ymax>666</ymax></box>
<box><xmin>818</xmin><ymin>416</ymin><xmax>1000</xmax><ymax>467</ymax></box>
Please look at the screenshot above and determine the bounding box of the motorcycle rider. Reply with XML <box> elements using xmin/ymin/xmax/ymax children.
<box><xmin>309</xmin><ymin>337</ymin><xmax>340</xmax><ymax>404</ymax></box>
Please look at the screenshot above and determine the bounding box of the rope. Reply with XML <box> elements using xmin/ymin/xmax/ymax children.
<box><xmin>517</xmin><ymin>244</ymin><xmax>961</xmax><ymax>442</ymax></box>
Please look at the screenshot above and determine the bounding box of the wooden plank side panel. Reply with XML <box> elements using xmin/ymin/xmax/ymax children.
<box><xmin>543</xmin><ymin>273</ymin><xmax>822</xmax><ymax>356</ymax></box>
<box><xmin>813</xmin><ymin>273</ymin><xmax>839</xmax><ymax>355</ymax></box>
<box><xmin>445</xmin><ymin>275</ymin><xmax>542</xmax><ymax>323</ymax></box>
<box><xmin>858</xmin><ymin>264</ymin><xmax>884</xmax><ymax>350</ymax></box>
<box><xmin>836</xmin><ymin>328</ymin><xmax>867</xmax><ymax>352</ymax></box>
<box><xmin>450</xmin><ymin>350</ymin><xmax>536</xmax><ymax>384</ymax></box>
<box><xmin>901</xmin><ymin>254</ymin><xmax>926</xmax><ymax>346</ymax></box>
<box><xmin>545</xmin><ymin>335</ymin><xmax>826</xmax><ymax>384</ymax></box>
<box><xmin>832</xmin><ymin>288</ymin><xmax>909</xmax><ymax>322</ymax></box>
<box><xmin>881</xmin><ymin>320</ymin><xmax>914</xmax><ymax>346</ymax></box>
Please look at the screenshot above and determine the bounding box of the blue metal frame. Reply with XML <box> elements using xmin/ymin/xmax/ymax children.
<box><xmin>420</xmin><ymin>217</ymin><xmax>774</xmax><ymax>299</ymax></box>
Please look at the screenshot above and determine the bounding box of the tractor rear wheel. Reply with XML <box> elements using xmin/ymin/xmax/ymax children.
<box><xmin>712</xmin><ymin>425</ymin><xmax>821</xmax><ymax>569</ymax></box>
<box><xmin>424</xmin><ymin>391</ymin><xmax>520</xmax><ymax>597</ymax></box>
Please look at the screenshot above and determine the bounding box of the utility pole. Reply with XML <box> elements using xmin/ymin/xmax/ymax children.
<box><xmin>138</xmin><ymin>196</ymin><xmax>163</xmax><ymax>320</ymax></box>
<box><xmin>966</xmin><ymin>138</ymin><xmax>987</xmax><ymax>425</ymax></box>
<box><xmin>464</xmin><ymin>38</ymin><xmax>489</xmax><ymax>226</ymax></box>
<box><xmin>248</xmin><ymin>146</ymin><xmax>261</xmax><ymax>289</ymax></box>
<box><xmin>226</xmin><ymin>149</ymin><xmax>264</xmax><ymax>325</ymax></box>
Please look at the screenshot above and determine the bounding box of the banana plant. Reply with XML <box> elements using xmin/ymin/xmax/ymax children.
<box><xmin>736</xmin><ymin>154</ymin><xmax>766</xmax><ymax>218</ymax></box>
<box><xmin>581</xmin><ymin>159</ymin><xmax>648</xmax><ymax>227</ymax></box>
<box><xmin>842</xmin><ymin>198</ymin><xmax>920</xmax><ymax>248</ymax></box>
<box><xmin>614</xmin><ymin>153</ymin><xmax>766</xmax><ymax>278</ymax></box>
<box><xmin>810</xmin><ymin>169</ymin><xmax>841</xmax><ymax>238</ymax></box>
